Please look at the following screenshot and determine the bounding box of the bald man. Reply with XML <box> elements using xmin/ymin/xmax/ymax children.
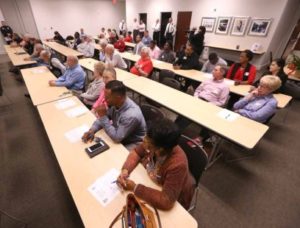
<box><xmin>48</xmin><ymin>55</ymin><xmax>85</xmax><ymax>91</ymax></box>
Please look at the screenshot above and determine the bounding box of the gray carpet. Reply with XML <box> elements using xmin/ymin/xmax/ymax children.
<box><xmin>1</xmin><ymin>54</ymin><xmax>300</xmax><ymax>228</ymax></box>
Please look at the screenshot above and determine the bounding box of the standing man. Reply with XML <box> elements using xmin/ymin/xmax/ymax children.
<box><xmin>132</xmin><ymin>18</ymin><xmax>139</xmax><ymax>43</ymax></box>
<box><xmin>138</xmin><ymin>20</ymin><xmax>146</xmax><ymax>38</ymax></box>
<box><xmin>152</xmin><ymin>19</ymin><xmax>160</xmax><ymax>46</ymax></box>
<box><xmin>119</xmin><ymin>19</ymin><xmax>127</xmax><ymax>35</ymax></box>
<box><xmin>164</xmin><ymin>18</ymin><xmax>176</xmax><ymax>44</ymax></box>
<box><xmin>1</xmin><ymin>21</ymin><xmax>13</xmax><ymax>44</ymax></box>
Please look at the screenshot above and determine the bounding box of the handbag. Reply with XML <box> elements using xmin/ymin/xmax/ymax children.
<box><xmin>109</xmin><ymin>193</ymin><xmax>162</xmax><ymax>228</ymax></box>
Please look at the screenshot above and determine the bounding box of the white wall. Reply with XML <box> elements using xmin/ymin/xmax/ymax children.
<box><xmin>30</xmin><ymin>0</ymin><xmax>126</xmax><ymax>39</ymax></box>
<box><xmin>126</xmin><ymin>0</ymin><xmax>299</xmax><ymax>69</ymax></box>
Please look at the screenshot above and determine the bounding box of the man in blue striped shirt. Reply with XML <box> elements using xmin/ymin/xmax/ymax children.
<box><xmin>48</xmin><ymin>55</ymin><xmax>85</xmax><ymax>91</ymax></box>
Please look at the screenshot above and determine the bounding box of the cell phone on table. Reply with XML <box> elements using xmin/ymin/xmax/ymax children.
<box><xmin>85</xmin><ymin>139</ymin><xmax>109</xmax><ymax>158</ymax></box>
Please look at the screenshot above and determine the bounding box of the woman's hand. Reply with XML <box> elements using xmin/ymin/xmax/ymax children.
<box><xmin>117</xmin><ymin>169</ymin><xmax>129</xmax><ymax>187</ymax></box>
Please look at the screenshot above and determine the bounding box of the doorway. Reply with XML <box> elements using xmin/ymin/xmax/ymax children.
<box><xmin>174</xmin><ymin>11</ymin><xmax>192</xmax><ymax>51</ymax></box>
<box><xmin>139</xmin><ymin>13</ymin><xmax>147</xmax><ymax>29</ymax></box>
<box><xmin>282</xmin><ymin>18</ymin><xmax>300</xmax><ymax>59</ymax></box>
<box><xmin>160</xmin><ymin>12</ymin><xmax>172</xmax><ymax>48</ymax></box>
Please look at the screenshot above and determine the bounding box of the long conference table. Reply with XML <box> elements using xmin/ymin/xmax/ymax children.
<box><xmin>19</xmin><ymin>64</ymin><xmax>197</xmax><ymax>228</ymax></box>
<box><xmin>4</xmin><ymin>45</ymin><xmax>36</xmax><ymax>67</ymax></box>
<box><xmin>43</xmin><ymin>41</ymin><xmax>83</xmax><ymax>58</ymax></box>
<box><xmin>119</xmin><ymin>52</ymin><xmax>292</xmax><ymax>109</ymax></box>
<box><xmin>79</xmin><ymin>58</ymin><xmax>269</xmax><ymax>151</ymax></box>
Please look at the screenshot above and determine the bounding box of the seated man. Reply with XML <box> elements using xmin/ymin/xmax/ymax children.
<box><xmin>98</xmin><ymin>39</ymin><xmax>108</xmax><ymax>62</ymax></box>
<box><xmin>132</xmin><ymin>35</ymin><xmax>144</xmax><ymax>55</ymax></box>
<box><xmin>226</xmin><ymin>49</ymin><xmax>256</xmax><ymax>85</ymax></box>
<box><xmin>48</xmin><ymin>55</ymin><xmax>85</xmax><ymax>91</ymax></box>
<box><xmin>175</xmin><ymin>65</ymin><xmax>230</xmax><ymax>141</ymax></box>
<box><xmin>194</xmin><ymin>65</ymin><xmax>230</xmax><ymax>106</ymax></box>
<box><xmin>117</xmin><ymin>118</ymin><xmax>195</xmax><ymax>210</ymax></box>
<box><xmin>233</xmin><ymin>75</ymin><xmax>281</xmax><ymax>123</ymax></box>
<box><xmin>77</xmin><ymin>36</ymin><xmax>95</xmax><ymax>57</ymax></box>
<box><xmin>24</xmin><ymin>43</ymin><xmax>44</xmax><ymax>61</ymax></box>
<box><xmin>141</xmin><ymin>30</ymin><xmax>152</xmax><ymax>46</ymax></box>
<box><xmin>105</xmin><ymin>44</ymin><xmax>127</xmax><ymax>70</ymax></box>
<box><xmin>158</xmin><ymin>41</ymin><xmax>176</xmax><ymax>63</ymax></box>
<box><xmin>130</xmin><ymin>47</ymin><xmax>153</xmax><ymax>77</ymax></box>
<box><xmin>38</xmin><ymin>50</ymin><xmax>66</xmax><ymax>77</ymax></box>
<box><xmin>149</xmin><ymin>40</ymin><xmax>161</xmax><ymax>60</ymax></box>
<box><xmin>201</xmin><ymin>52</ymin><xmax>227</xmax><ymax>73</ymax></box>
<box><xmin>114</xmin><ymin>35</ymin><xmax>126</xmax><ymax>52</ymax></box>
<box><xmin>82</xmin><ymin>80</ymin><xmax>146</xmax><ymax>150</ymax></box>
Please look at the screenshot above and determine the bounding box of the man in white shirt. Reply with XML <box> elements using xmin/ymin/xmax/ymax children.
<box><xmin>139</xmin><ymin>20</ymin><xmax>146</xmax><ymax>38</ymax></box>
<box><xmin>164</xmin><ymin>18</ymin><xmax>176</xmax><ymax>43</ymax></box>
<box><xmin>152</xmin><ymin>18</ymin><xmax>160</xmax><ymax>46</ymax></box>
<box><xmin>201</xmin><ymin>53</ymin><xmax>228</xmax><ymax>73</ymax></box>
<box><xmin>132</xmin><ymin>18</ymin><xmax>139</xmax><ymax>42</ymax></box>
<box><xmin>105</xmin><ymin>44</ymin><xmax>127</xmax><ymax>70</ymax></box>
<box><xmin>119</xmin><ymin>19</ymin><xmax>127</xmax><ymax>35</ymax></box>
<box><xmin>77</xmin><ymin>36</ymin><xmax>95</xmax><ymax>57</ymax></box>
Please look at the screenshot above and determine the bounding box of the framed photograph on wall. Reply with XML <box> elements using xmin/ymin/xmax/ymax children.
<box><xmin>231</xmin><ymin>17</ymin><xmax>249</xmax><ymax>36</ymax></box>
<box><xmin>248</xmin><ymin>18</ymin><xmax>272</xmax><ymax>36</ymax></box>
<box><xmin>201</xmin><ymin>17</ymin><xmax>216</xmax><ymax>32</ymax></box>
<box><xmin>215</xmin><ymin>17</ymin><xmax>232</xmax><ymax>34</ymax></box>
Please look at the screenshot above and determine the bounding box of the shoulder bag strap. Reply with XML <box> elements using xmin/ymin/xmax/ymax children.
<box><xmin>109</xmin><ymin>207</ymin><xmax>125</xmax><ymax>228</ymax></box>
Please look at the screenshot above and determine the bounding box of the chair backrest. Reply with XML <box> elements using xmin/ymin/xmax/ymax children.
<box><xmin>162</xmin><ymin>77</ymin><xmax>181</xmax><ymax>90</ymax></box>
<box><xmin>178</xmin><ymin>135</ymin><xmax>208</xmax><ymax>185</ymax></box>
<box><xmin>159</xmin><ymin>69</ymin><xmax>175</xmax><ymax>83</ymax></box>
<box><xmin>140</xmin><ymin>104</ymin><xmax>165</xmax><ymax>125</ymax></box>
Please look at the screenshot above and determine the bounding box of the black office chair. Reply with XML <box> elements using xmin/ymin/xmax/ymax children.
<box><xmin>178</xmin><ymin>134</ymin><xmax>208</xmax><ymax>211</ymax></box>
<box><xmin>0</xmin><ymin>209</ymin><xmax>28</xmax><ymax>228</ymax></box>
<box><xmin>140</xmin><ymin>104</ymin><xmax>165</xmax><ymax>126</ymax></box>
<box><xmin>162</xmin><ymin>77</ymin><xmax>181</xmax><ymax>90</ymax></box>
<box><xmin>158</xmin><ymin>69</ymin><xmax>175</xmax><ymax>83</ymax></box>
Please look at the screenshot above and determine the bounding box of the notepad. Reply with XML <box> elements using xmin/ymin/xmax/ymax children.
<box><xmin>55</xmin><ymin>98</ymin><xmax>76</xmax><ymax>110</ymax></box>
<box><xmin>31</xmin><ymin>68</ymin><xmax>46</xmax><ymax>74</ymax></box>
<box><xmin>88</xmin><ymin>168</ymin><xmax>121</xmax><ymax>207</ymax></box>
<box><xmin>217</xmin><ymin>109</ymin><xmax>240</xmax><ymax>122</ymax></box>
<box><xmin>64</xmin><ymin>124</ymin><xmax>89</xmax><ymax>143</ymax></box>
<box><xmin>65</xmin><ymin>106</ymin><xmax>88</xmax><ymax>118</ymax></box>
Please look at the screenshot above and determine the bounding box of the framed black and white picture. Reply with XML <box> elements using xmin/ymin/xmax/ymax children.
<box><xmin>215</xmin><ymin>17</ymin><xmax>232</xmax><ymax>35</ymax></box>
<box><xmin>231</xmin><ymin>17</ymin><xmax>249</xmax><ymax>36</ymax></box>
<box><xmin>201</xmin><ymin>17</ymin><xmax>216</xmax><ymax>32</ymax></box>
<box><xmin>248</xmin><ymin>18</ymin><xmax>272</xmax><ymax>36</ymax></box>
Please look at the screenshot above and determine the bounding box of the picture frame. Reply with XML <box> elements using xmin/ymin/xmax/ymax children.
<box><xmin>215</xmin><ymin>17</ymin><xmax>232</xmax><ymax>35</ymax></box>
<box><xmin>248</xmin><ymin>18</ymin><xmax>272</xmax><ymax>36</ymax></box>
<box><xmin>230</xmin><ymin>17</ymin><xmax>249</xmax><ymax>36</ymax></box>
<box><xmin>201</xmin><ymin>17</ymin><xmax>216</xmax><ymax>32</ymax></box>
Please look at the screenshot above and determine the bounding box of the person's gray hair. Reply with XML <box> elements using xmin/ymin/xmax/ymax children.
<box><xmin>106</xmin><ymin>44</ymin><xmax>115</xmax><ymax>51</ymax></box>
<box><xmin>259</xmin><ymin>75</ymin><xmax>282</xmax><ymax>92</ymax></box>
<box><xmin>99</xmin><ymin>39</ymin><xmax>108</xmax><ymax>46</ymax></box>
<box><xmin>216</xmin><ymin>64</ymin><xmax>227</xmax><ymax>76</ymax></box>
<box><xmin>141</xmin><ymin>46</ymin><xmax>150</xmax><ymax>55</ymax></box>
<box><xmin>34</xmin><ymin>43</ymin><xmax>44</xmax><ymax>51</ymax></box>
<box><xmin>40</xmin><ymin>50</ymin><xmax>51</xmax><ymax>58</ymax></box>
<box><xmin>103</xmin><ymin>67</ymin><xmax>117</xmax><ymax>80</ymax></box>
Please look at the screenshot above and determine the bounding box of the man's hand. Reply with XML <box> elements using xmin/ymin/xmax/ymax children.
<box><xmin>81</xmin><ymin>130</ymin><xmax>95</xmax><ymax>143</ymax></box>
<box><xmin>48</xmin><ymin>80</ymin><xmax>56</xmax><ymax>86</ymax></box>
<box><xmin>95</xmin><ymin>104</ymin><xmax>107</xmax><ymax>118</ymax></box>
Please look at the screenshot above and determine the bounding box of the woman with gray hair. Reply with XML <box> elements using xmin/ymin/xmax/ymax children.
<box><xmin>233</xmin><ymin>75</ymin><xmax>281</xmax><ymax>123</ymax></box>
<box><xmin>130</xmin><ymin>46</ymin><xmax>153</xmax><ymax>77</ymax></box>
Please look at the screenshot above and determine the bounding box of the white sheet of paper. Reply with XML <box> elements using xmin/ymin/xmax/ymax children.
<box><xmin>217</xmin><ymin>109</ymin><xmax>240</xmax><ymax>122</ymax></box>
<box><xmin>88</xmin><ymin>168</ymin><xmax>121</xmax><ymax>207</ymax></box>
<box><xmin>224</xmin><ymin>79</ymin><xmax>235</xmax><ymax>86</ymax></box>
<box><xmin>55</xmin><ymin>98</ymin><xmax>76</xmax><ymax>110</ymax></box>
<box><xmin>31</xmin><ymin>68</ymin><xmax>46</xmax><ymax>74</ymax></box>
<box><xmin>64</xmin><ymin>124</ymin><xmax>89</xmax><ymax>143</ymax></box>
<box><xmin>65</xmin><ymin>106</ymin><xmax>88</xmax><ymax>118</ymax></box>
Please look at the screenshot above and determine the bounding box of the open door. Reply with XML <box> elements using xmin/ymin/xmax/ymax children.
<box><xmin>139</xmin><ymin>13</ymin><xmax>147</xmax><ymax>29</ymax></box>
<box><xmin>160</xmin><ymin>12</ymin><xmax>172</xmax><ymax>48</ymax></box>
<box><xmin>282</xmin><ymin>18</ymin><xmax>300</xmax><ymax>59</ymax></box>
<box><xmin>175</xmin><ymin>11</ymin><xmax>192</xmax><ymax>51</ymax></box>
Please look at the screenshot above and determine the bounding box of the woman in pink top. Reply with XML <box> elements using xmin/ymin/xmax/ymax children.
<box><xmin>91</xmin><ymin>67</ymin><xmax>117</xmax><ymax>114</ymax></box>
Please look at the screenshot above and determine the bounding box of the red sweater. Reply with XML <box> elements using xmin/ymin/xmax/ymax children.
<box><xmin>226</xmin><ymin>63</ymin><xmax>256</xmax><ymax>85</ymax></box>
<box><xmin>130</xmin><ymin>58</ymin><xmax>153</xmax><ymax>77</ymax></box>
<box><xmin>124</xmin><ymin>35</ymin><xmax>133</xmax><ymax>43</ymax></box>
<box><xmin>114</xmin><ymin>40</ymin><xmax>126</xmax><ymax>52</ymax></box>
<box><xmin>122</xmin><ymin>144</ymin><xmax>195</xmax><ymax>210</ymax></box>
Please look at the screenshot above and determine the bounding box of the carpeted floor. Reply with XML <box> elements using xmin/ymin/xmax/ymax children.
<box><xmin>1</xmin><ymin>54</ymin><xmax>300</xmax><ymax>228</ymax></box>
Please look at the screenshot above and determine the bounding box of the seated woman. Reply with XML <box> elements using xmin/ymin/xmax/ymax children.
<box><xmin>130</xmin><ymin>47</ymin><xmax>153</xmax><ymax>77</ymax></box>
<box><xmin>233</xmin><ymin>75</ymin><xmax>281</xmax><ymax>123</ymax></box>
<box><xmin>226</xmin><ymin>49</ymin><xmax>256</xmax><ymax>85</ymax></box>
<box><xmin>252</xmin><ymin>59</ymin><xmax>287</xmax><ymax>93</ymax></box>
<box><xmin>80</xmin><ymin>62</ymin><xmax>105</xmax><ymax>108</ymax></box>
<box><xmin>158</xmin><ymin>41</ymin><xmax>176</xmax><ymax>63</ymax></box>
<box><xmin>117</xmin><ymin>118</ymin><xmax>195</xmax><ymax>210</ymax></box>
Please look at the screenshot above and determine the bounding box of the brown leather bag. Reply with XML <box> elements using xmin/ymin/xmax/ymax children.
<box><xmin>109</xmin><ymin>193</ymin><xmax>162</xmax><ymax>228</ymax></box>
